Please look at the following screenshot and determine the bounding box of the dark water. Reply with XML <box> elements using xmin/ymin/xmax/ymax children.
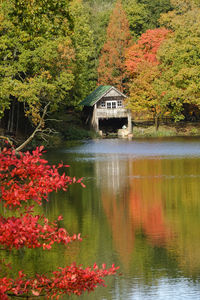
<box><xmin>5</xmin><ymin>137</ymin><xmax>200</xmax><ymax>299</ymax></box>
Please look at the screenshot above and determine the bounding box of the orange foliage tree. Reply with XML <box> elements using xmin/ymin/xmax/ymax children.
<box><xmin>125</xmin><ymin>28</ymin><xmax>171</xmax><ymax>129</ymax></box>
<box><xmin>98</xmin><ymin>0</ymin><xmax>132</xmax><ymax>92</ymax></box>
<box><xmin>126</xmin><ymin>28</ymin><xmax>170</xmax><ymax>73</ymax></box>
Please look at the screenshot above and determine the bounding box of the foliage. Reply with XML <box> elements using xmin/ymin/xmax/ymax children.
<box><xmin>123</xmin><ymin>0</ymin><xmax>149</xmax><ymax>38</ymax></box>
<box><xmin>84</xmin><ymin>0</ymin><xmax>173</xmax><ymax>39</ymax></box>
<box><xmin>98</xmin><ymin>0</ymin><xmax>132</xmax><ymax>92</ymax></box>
<box><xmin>138</xmin><ymin>0</ymin><xmax>173</xmax><ymax>29</ymax></box>
<box><xmin>127</xmin><ymin>62</ymin><xmax>162</xmax><ymax>124</ymax></box>
<box><xmin>0</xmin><ymin>146</ymin><xmax>118</xmax><ymax>298</ymax></box>
<box><xmin>83</xmin><ymin>0</ymin><xmax>116</xmax><ymax>55</ymax></box>
<box><xmin>0</xmin><ymin>0</ymin><xmax>100</xmax><ymax>147</ymax></box>
<box><xmin>69</xmin><ymin>0</ymin><xmax>97</xmax><ymax>105</ymax></box>
<box><xmin>0</xmin><ymin>263</ymin><xmax>117</xmax><ymax>299</ymax></box>
<box><xmin>126</xmin><ymin>28</ymin><xmax>171</xmax><ymax>73</ymax></box>
<box><xmin>46</xmin><ymin>111</ymin><xmax>96</xmax><ymax>142</ymax></box>
<box><xmin>1</xmin><ymin>0</ymin><xmax>199</xmax><ymax>141</ymax></box>
<box><xmin>157</xmin><ymin>2</ymin><xmax>200</xmax><ymax>121</ymax></box>
<box><xmin>169</xmin><ymin>0</ymin><xmax>199</xmax><ymax>14</ymax></box>
<box><xmin>0</xmin><ymin>0</ymin><xmax>76</xmax><ymax>127</ymax></box>
<box><xmin>63</xmin><ymin>125</ymin><xmax>96</xmax><ymax>140</ymax></box>
<box><xmin>125</xmin><ymin>28</ymin><xmax>171</xmax><ymax>128</ymax></box>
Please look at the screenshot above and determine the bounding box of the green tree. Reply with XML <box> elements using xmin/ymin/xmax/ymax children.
<box><xmin>69</xmin><ymin>0</ymin><xmax>97</xmax><ymax>105</ymax></box>
<box><xmin>0</xmin><ymin>0</ymin><xmax>75</xmax><ymax>138</ymax></box>
<box><xmin>139</xmin><ymin>0</ymin><xmax>173</xmax><ymax>29</ymax></box>
<box><xmin>123</xmin><ymin>0</ymin><xmax>172</xmax><ymax>37</ymax></box>
<box><xmin>83</xmin><ymin>0</ymin><xmax>114</xmax><ymax>55</ymax></box>
<box><xmin>156</xmin><ymin>2</ymin><xmax>200</xmax><ymax>121</ymax></box>
<box><xmin>98</xmin><ymin>0</ymin><xmax>132</xmax><ymax>92</ymax></box>
<box><xmin>123</xmin><ymin>0</ymin><xmax>151</xmax><ymax>38</ymax></box>
<box><xmin>83</xmin><ymin>0</ymin><xmax>118</xmax><ymax>106</ymax></box>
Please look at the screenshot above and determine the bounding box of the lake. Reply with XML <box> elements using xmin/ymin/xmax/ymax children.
<box><xmin>15</xmin><ymin>137</ymin><xmax>200</xmax><ymax>299</ymax></box>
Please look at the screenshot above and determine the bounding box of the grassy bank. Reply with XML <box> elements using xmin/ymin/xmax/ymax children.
<box><xmin>132</xmin><ymin>123</ymin><xmax>200</xmax><ymax>138</ymax></box>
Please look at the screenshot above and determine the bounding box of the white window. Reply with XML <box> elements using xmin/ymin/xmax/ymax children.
<box><xmin>117</xmin><ymin>100</ymin><xmax>122</xmax><ymax>107</ymax></box>
<box><xmin>101</xmin><ymin>101</ymin><xmax>106</xmax><ymax>108</ymax></box>
<box><xmin>112</xmin><ymin>101</ymin><xmax>117</xmax><ymax>108</ymax></box>
<box><xmin>107</xmin><ymin>102</ymin><xmax>112</xmax><ymax>109</ymax></box>
<box><xmin>106</xmin><ymin>101</ymin><xmax>117</xmax><ymax>109</ymax></box>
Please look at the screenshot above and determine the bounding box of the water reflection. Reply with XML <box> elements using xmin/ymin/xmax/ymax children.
<box><xmin>96</xmin><ymin>156</ymin><xmax>174</xmax><ymax>270</ymax></box>
<box><xmin>95</xmin><ymin>153</ymin><xmax>129</xmax><ymax>193</ymax></box>
<box><xmin>64</xmin><ymin>137</ymin><xmax>200</xmax><ymax>158</ymax></box>
<box><xmin>78</xmin><ymin>139</ymin><xmax>200</xmax><ymax>299</ymax></box>
<box><xmin>92</xmin><ymin>145</ymin><xmax>200</xmax><ymax>284</ymax></box>
<box><xmin>24</xmin><ymin>138</ymin><xmax>200</xmax><ymax>299</ymax></box>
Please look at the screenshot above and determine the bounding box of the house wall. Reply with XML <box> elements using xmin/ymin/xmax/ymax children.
<box><xmin>92</xmin><ymin>95</ymin><xmax>132</xmax><ymax>134</ymax></box>
<box><xmin>82</xmin><ymin>87</ymin><xmax>132</xmax><ymax>134</ymax></box>
<box><xmin>105</xmin><ymin>89</ymin><xmax>123</xmax><ymax>97</ymax></box>
<box><xmin>97</xmin><ymin>96</ymin><xmax>124</xmax><ymax>109</ymax></box>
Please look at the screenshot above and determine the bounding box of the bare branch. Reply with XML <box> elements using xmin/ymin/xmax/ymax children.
<box><xmin>16</xmin><ymin>102</ymin><xmax>50</xmax><ymax>152</ymax></box>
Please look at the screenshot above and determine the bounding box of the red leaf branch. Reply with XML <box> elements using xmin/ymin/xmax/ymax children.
<box><xmin>0</xmin><ymin>264</ymin><xmax>119</xmax><ymax>299</ymax></box>
<box><xmin>0</xmin><ymin>213</ymin><xmax>81</xmax><ymax>250</ymax></box>
<box><xmin>0</xmin><ymin>147</ymin><xmax>119</xmax><ymax>298</ymax></box>
<box><xmin>0</xmin><ymin>146</ymin><xmax>81</xmax><ymax>208</ymax></box>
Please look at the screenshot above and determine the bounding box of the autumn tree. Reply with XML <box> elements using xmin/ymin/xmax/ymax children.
<box><xmin>0</xmin><ymin>146</ymin><xmax>118</xmax><ymax>299</ymax></box>
<box><xmin>84</xmin><ymin>0</ymin><xmax>173</xmax><ymax>40</ymax></box>
<box><xmin>155</xmin><ymin>1</ymin><xmax>200</xmax><ymax>121</ymax></box>
<box><xmin>125</xmin><ymin>28</ymin><xmax>171</xmax><ymax>130</ymax></box>
<box><xmin>98</xmin><ymin>0</ymin><xmax>132</xmax><ymax>92</ymax></box>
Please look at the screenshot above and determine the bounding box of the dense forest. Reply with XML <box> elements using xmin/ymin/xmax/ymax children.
<box><xmin>0</xmin><ymin>0</ymin><xmax>200</xmax><ymax>145</ymax></box>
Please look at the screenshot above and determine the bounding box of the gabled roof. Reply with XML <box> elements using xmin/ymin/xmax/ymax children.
<box><xmin>80</xmin><ymin>85</ymin><xmax>126</xmax><ymax>107</ymax></box>
<box><xmin>80</xmin><ymin>85</ymin><xmax>112</xmax><ymax>106</ymax></box>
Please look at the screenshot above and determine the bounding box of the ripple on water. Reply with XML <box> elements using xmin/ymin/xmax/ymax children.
<box><xmin>61</xmin><ymin>138</ymin><xmax>200</xmax><ymax>159</ymax></box>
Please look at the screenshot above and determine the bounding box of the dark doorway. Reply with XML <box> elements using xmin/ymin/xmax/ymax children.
<box><xmin>99</xmin><ymin>118</ymin><xmax>128</xmax><ymax>133</ymax></box>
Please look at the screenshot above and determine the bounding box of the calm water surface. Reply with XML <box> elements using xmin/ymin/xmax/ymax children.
<box><xmin>11</xmin><ymin>137</ymin><xmax>200</xmax><ymax>299</ymax></box>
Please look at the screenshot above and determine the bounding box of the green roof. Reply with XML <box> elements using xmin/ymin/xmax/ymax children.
<box><xmin>80</xmin><ymin>85</ymin><xmax>112</xmax><ymax>106</ymax></box>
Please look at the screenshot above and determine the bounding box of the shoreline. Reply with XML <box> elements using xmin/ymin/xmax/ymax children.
<box><xmin>1</xmin><ymin>122</ymin><xmax>200</xmax><ymax>151</ymax></box>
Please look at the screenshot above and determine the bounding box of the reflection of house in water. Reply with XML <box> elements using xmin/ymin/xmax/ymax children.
<box><xmin>95</xmin><ymin>154</ymin><xmax>129</xmax><ymax>193</ymax></box>
<box><xmin>94</xmin><ymin>154</ymin><xmax>134</xmax><ymax>268</ymax></box>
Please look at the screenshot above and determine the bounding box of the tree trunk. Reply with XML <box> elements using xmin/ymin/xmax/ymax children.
<box><xmin>7</xmin><ymin>101</ymin><xmax>15</xmax><ymax>133</ymax></box>
<box><xmin>10</xmin><ymin>101</ymin><xmax>15</xmax><ymax>133</ymax></box>
<box><xmin>155</xmin><ymin>115</ymin><xmax>159</xmax><ymax>131</ymax></box>
<box><xmin>7</xmin><ymin>104</ymin><xmax>12</xmax><ymax>132</ymax></box>
<box><xmin>16</xmin><ymin>102</ymin><xmax>20</xmax><ymax>136</ymax></box>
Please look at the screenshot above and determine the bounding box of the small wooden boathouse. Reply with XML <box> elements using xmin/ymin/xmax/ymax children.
<box><xmin>80</xmin><ymin>85</ymin><xmax>132</xmax><ymax>134</ymax></box>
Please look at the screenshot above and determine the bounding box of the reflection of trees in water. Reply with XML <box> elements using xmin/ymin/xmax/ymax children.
<box><xmin>97</xmin><ymin>155</ymin><xmax>200</xmax><ymax>277</ymax></box>
<box><xmin>129</xmin><ymin>181</ymin><xmax>172</xmax><ymax>247</ymax></box>
<box><xmin>102</xmin><ymin>191</ymin><xmax>135</xmax><ymax>268</ymax></box>
<box><xmin>95</xmin><ymin>156</ymin><xmax>173</xmax><ymax>268</ymax></box>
